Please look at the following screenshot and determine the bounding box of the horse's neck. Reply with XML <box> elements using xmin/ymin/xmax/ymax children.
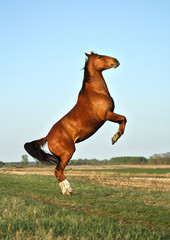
<box><xmin>86</xmin><ymin>67</ymin><xmax>110</xmax><ymax>96</ymax></box>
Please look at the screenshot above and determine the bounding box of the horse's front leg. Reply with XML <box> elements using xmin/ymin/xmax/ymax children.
<box><xmin>106</xmin><ymin>111</ymin><xmax>127</xmax><ymax>144</ymax></box>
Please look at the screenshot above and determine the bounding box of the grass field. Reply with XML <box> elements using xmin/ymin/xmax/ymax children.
<box><xmin>0</xmin><ymin>165</ymin><xmax>170</xmax><ymax>239</ymax></box>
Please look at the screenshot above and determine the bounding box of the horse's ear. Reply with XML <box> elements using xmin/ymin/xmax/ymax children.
<box><xmin>85</xmin><ymin>53</ymin><xmax>90</xmax><ymax>58</ymax></box>
<box><xmin>85</xmin><ymin>52</ymin><xmax>95</xmax><ymax>57</ymax></box>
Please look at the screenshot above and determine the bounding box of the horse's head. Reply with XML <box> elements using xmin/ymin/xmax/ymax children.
<box><xmin>85</xmin><ymin>51</ymin><xmax>120</xmax><ymax>72</ymax></box>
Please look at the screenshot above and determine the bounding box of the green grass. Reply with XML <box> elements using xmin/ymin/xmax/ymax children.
<box><xmin>67</xmin><ymin>168</ymin><xmax>170</xmax><ymax>174</ymax></box>
<box><xmin>0</xmin><ymin>174</ymin><xmax>170</xmax><ymax>239</ymax></box>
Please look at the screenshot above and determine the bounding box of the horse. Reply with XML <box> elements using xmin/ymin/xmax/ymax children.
<box><xmin>24</xmin><ymin>51</ymin><xmax>127</xmax><ymax>196</ymax></box>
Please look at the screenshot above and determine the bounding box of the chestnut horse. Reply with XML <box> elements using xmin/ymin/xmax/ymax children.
<box><xmin>24</xmin><ymin>52</ymin><xmax>127</xmax><ymax>195</ymax></box>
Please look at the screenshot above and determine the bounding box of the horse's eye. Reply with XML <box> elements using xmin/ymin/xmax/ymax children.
<box><xmin>98</xmin><ymin>56</ymin><xmax>102</xmax><ymax>59</ymax></box>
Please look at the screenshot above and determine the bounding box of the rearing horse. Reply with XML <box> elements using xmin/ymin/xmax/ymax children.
<box><xmin>24</xmin><ymin>52</ymin><xmax>127</xmax><ymax>195</ymax></box>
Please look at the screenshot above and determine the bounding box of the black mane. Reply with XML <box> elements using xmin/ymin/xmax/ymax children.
<box><xmin>79</xmin><ymin>58</ymin><xmax>90</xmax><ymax>95</ymax></box>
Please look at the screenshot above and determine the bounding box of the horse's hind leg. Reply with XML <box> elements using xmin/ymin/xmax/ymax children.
<box><xmin>54</xmin><ymin>160</ymin><xmax>73</xmax><ymax>196</ymax></box>
<box><xmin>48</xmin><ymin>141</ymin><xmax>75</xmax><ymax>196</ymax></box>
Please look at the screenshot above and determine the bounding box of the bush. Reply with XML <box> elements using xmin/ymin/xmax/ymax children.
<box><xmin>109</xmin><ymin>157</ymin><xmax>148</xmax><ymax>165</ymax></box>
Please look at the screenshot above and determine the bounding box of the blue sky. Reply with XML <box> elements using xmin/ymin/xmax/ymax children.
<box><xmin>0</xmin><ymin>0</ymin><xmax>170</xmax><ymax>162</ymax></box>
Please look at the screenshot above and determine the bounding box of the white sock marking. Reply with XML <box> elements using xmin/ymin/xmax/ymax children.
<box><xmin>59</xmin><ymin>179</ymin><xmax>72</xmax><ymax>195</ymax></box>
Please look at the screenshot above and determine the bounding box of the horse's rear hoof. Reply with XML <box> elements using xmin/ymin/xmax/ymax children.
<box><xmin>62</xmin><ymin>190</ymin><xmax>72</xmax><ymax>196</ymax></box>
<box><xmin>59</xmin><ymin>180</ymin><xmax>72</xmax><ymax>196</ymax></box>
<box><xmin>66</xmin><ymin>191</ymin><xmax>72</xmax><ymax>196</ymax></box>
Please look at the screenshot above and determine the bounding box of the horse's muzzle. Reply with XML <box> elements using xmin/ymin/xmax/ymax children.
<box><xmin>111</xmin><ymin>59</ymin><xmax>120</xmax><ymax>68</ymax></box>
<box><xmin>111</xmin><ymin>62</ymin><xmax>120</xmax><ymax>68</ymax></box>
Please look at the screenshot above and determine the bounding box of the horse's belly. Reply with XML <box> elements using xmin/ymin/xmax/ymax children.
<box><xmin>74</xmin><ymin>120</ymin><xmax>105</xmax><ymax>143</ymax></box>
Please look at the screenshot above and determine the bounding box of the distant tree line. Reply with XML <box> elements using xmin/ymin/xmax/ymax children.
<box><xmin>148</xmin><ymin>152</ymin><xmax>170</xmax><ymax>165</ymax></box>
<box><xmin>0</xmin><ymin>152</ymin><xmax>170</xmax><ymax>167</ymax></box>
<box><xmin>69</xmin><ymin>156</ymin><xmax>148</xmax><ymax>165</ymax></box>
<box><xmin>70</xmin><ymin>153</ymin><xmax>170</xmax><ymax>165</ymax></box>
<box><xmin>0</xmin><ymin>161</ymin><xmax>5</xmax><ymax>167</ymax></box>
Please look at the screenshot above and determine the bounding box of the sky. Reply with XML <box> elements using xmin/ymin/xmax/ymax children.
<box><xmin>0</xmin><ymin>0</ymin><xmax>170</xmax><ymax>163</ymax></box>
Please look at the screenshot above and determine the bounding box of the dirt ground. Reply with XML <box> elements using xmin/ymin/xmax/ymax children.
<box><xmin>0</xmin><ymin>165</ymin><xmax>170</xmax><ymax>192</ymax></box>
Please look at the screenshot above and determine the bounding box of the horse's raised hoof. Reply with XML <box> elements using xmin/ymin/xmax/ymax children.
<box><xmin>112</xmin><ymin>133</ymin><xmax>119</xmax><ymax>145</ymax></box>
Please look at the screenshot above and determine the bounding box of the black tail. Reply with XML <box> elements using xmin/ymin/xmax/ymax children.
<box><xmin>24</xmin><ymin>139</ymin><xmax>60</xmax><ymax>166</ymax></box>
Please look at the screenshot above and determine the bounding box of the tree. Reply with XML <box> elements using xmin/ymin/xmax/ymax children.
<box><xmin>0</xmin><ymin>161</ymin><xmax>5</xmax><ymax>167</ymax></box>
<box><xmin>149</xmin><ymin>152</ymin><xmax>170</xmax><ymax>164</ymax></box>
<box><xmin>21</xmin><ymin>155</ymin><xmax>28</xmax><ymax>166</ymax></box>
